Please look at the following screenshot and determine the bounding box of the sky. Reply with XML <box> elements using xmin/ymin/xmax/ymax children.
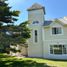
<box><xmin>7</xmin><ymin>0</ymin><xmax>67</xmax><ymax>25</ymax></box>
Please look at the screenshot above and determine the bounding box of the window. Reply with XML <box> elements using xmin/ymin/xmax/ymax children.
<box><xmin>33</xmin><ymin>21</ymin><xmax>39</xmax><ymax>24</ymax></box>
<box><xmin>52</xmin><ymin>27</ymin><xmax>62</xmax><ymax>34</ymax></box>
<box><xmin>50</xmin><ymin>45</ymin><xmax>67</xmax><ymax>54</ymax></box>
<box><xmin>34</xmin><ymin>30</ymin><xmax>38</xmax><ymax>42</ymax></box>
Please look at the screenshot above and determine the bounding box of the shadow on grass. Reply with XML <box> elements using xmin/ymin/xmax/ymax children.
<box><xmin>0</xmin><ymin>60</ymin><xmax>51</xmax><ymax>67</ymax></box>
<box><xmin>0</xmin><ymin>53</ymin><xmax>9</xmax><ymax>58</ymax></box>
<box><xmin>44</xmin><ymin>58</ymin><xmax>67</xmax><ymax>62</ymax></box>
<box><xmin>49</xmin><ymin>59</ymin><xmax>67</xmax><ymax>62</ymax></box>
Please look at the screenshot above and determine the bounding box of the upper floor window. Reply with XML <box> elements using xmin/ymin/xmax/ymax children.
<box><xmin>52</xmin><ymin>27</ymin><xmax>62</xmax><ymax>35</ymax></box>
<box><xmin>33</xmin><ymin>21</ymin><xmax>39</xmax><ymax>24</ymax></box>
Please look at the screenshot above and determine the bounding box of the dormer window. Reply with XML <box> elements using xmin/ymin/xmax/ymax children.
<box><xmin>52</xmin><ymin>27</ymin><xmax>62</xmax><ymax>35</ymax></box>
<box><xmin>33</xmin><ymin>21</ymin><xmax>39</xmax><ymax>24</ymax></box>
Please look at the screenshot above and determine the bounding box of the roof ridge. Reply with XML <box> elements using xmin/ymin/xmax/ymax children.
<box><xmin>27</xmin><ymin>3</ymin><xmax>44</xmax><ymax>10</ymax></box>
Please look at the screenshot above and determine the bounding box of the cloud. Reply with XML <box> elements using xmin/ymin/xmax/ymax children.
<box><xmin>8</xmin><ymin>0</ymin><xmax>26</xmax><ymax>7</ymax></box>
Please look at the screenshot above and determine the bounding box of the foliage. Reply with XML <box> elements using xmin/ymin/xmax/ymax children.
<box><xmin>19</xmin><ymin>21</ymin><xmax>31</xmax><ymax>39</ymax></box>
<box><xmin>0</xmin><ymin>21</ymin><xmax>31</xmax><ymax>53</ymax></box>
<box><xmin>0</xmin><ymin>0</ymin><xmax>30</xmax><ymax>53</ymax></box>
<box><xmin>5</xmin><ymin>21</ymin><xmax>31</xmax><ymax>44</ymax></box>
<box><xmin>0</xmin><ymin>0</ymin><xmax>20</xmax><ymax>25</ymax></box>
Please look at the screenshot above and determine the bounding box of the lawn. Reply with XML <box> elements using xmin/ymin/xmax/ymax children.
<box><xmin>0</xmin><ymin>53</ymin><xmax>67</xmax><ymax>67</ymax></box>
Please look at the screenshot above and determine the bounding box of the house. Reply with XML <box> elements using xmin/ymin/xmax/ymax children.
<box><xmin>27</xmin><ymin>3</ymin><xmax>67</xmax><ymax>59</ymax></box>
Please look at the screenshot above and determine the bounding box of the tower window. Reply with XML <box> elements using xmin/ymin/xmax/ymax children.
<box><xmin>33</xmin><ymin>21</ymin><xmax>39</xmax><ymax>24</ymax></box>
<box><xmin>34</xmin><ymin>30</ymin><xmax>38</xmax><ymax>42</ymax></box>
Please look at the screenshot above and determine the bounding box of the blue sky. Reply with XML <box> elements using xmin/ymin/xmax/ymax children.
<box><xmin>8</xmin><ymin>0</ymin><xmax>67</xmax><ymax>25</ymax></box>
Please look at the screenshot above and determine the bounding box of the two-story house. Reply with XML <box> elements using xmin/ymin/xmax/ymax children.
<box><xmin>27</xmin><ymin>3</ymin><xmax>67</xmax><ymax>59</ymax></box>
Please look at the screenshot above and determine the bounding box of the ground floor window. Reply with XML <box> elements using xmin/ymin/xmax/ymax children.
<box><xmin>50</xmin><ymin>45</ymin><xmax>67</xmax><ymax>54</ymax></box>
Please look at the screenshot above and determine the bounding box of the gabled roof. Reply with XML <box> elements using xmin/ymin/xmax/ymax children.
<box><xmin>43</xmin><ymin>17</ymin><xmax>67</xmax><ymax>26</ymax></box>
<box><xmin>27</xmin><ymin>3</ymin><xmax>45</xmax><ymax>14</ymax></box>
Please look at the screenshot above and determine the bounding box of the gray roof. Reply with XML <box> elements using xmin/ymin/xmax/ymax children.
<box><xmin>27</xmin><ymin>3</ymin><xmax>45</xmax><ymax>14</ymax></box>
<box><xmin>43</xmin><ymin>21</ymin><xmax>52</xmax><ymax>26</ymax></box>
<box><xmin>43</xmin><ymin>17</ymin><xmax>67</xmax><ymax>26</ymax></box>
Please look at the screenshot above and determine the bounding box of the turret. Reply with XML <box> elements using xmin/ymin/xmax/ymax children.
<box><xmin>27</xmin><ymin>3</ymin><xmax>45</xmax><ymax>25</ymax></box>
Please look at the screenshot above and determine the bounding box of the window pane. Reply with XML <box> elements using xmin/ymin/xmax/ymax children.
<box><xmin>52</xmin><ymin>28</ymin><xmax>56</xmax><ymax>34</ymax></box>
<box><xmin>63</xmin><ymin>45</ymin><xmax>66</xmax><ymax>54</ymax></box>
<box><xmin>52</xmin><ymin>27</ymin><xmax>62</xmax><ymax>34</ymax></box>
<box><xmin>54</xmin><ymin>45</ymin><xmax>62</xmax><ymax>54</ymax></box>
<box><xmin>33</xmin><ymin>21</ymin><xmax>39</xmax><ymax>24</ymax></box>
<box><xmin>50</xmin><ymin>45</ymin><xmax>62</xmax><ymax>54</ymax></box>
<box><xmin>50</xmin><ymin>45</ymin><xmax>67</xmax><ymax>54</ymax></box>
<box><xmin>58</xmin><ymin>28</ymin><xmax>62</xmax><ymax>34</ymax></box>
<box><xmin>56</xmin><ymin>28</ymin><xmax>58</xmax><ymax>34</ymax></box>
<box><xmin>34</xmin><ymin>30</ymin><xmax>37</xmax><ymax>42</ymax></box>
<box><xmin>35</xmin><ymin>30</ymin><xmax>37</xmax><ymax>35</ymax></box>
<box><xmin>50</xmin><ymin>45</ymin><xmax>53</xmax><ymax>54</ymax></box>
<box><xmin>54</xmin><ymin>49</ymin><xmax>62</xmax><ymax>54</ymax></box>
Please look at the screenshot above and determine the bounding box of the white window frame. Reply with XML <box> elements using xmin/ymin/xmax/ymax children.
<box><xmin>51</xmin><ymin>26</ymin><xmax>63</xmax><ymax>36</ymax></box>
<box><xmin>33</xmin><ymin>29</ymin><xmax>38</xmax><ymax>43</ymax></box>
<box><xmin>50</xmin><ymin>45</ymin><xmax>67</xmax><ymax>55</ymax></box>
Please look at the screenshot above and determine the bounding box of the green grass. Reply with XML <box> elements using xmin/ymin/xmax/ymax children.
<box><xmin>0</xmin><ymin>53</ymin><xmax>67</xmax><ymax>67</ymax></box>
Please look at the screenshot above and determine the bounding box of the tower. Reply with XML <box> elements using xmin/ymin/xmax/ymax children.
<box><xmin>27</xmin><ymin>3</ymin><xmax>45</xmax><ymax>57</ymax></box>
<box><xmin>27</xmin><ymin>3</ymin><xmax>45</xmax><ymax>25</ymax></box>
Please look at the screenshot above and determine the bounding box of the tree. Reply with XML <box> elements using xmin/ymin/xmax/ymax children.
<box><xmin>8</xmin><ymin>21</ymin><xmax>31</xmax><ymax>44</ymax></box>
<box><xmin>0</xmin><ymin>0</ymin><xmax>31</xmax><ymax>54</ymax></box>
<box><xmin>0</xmin><ymin>0</ymin><xmax>20</xmax><ymax>53</ymax></box>
<box><xmin>0</xmin><ymin>0</ymin><xmax>20</xmax><ymax>25</ymax></box>
<box><xmin>0</xmin><ymin>21</ymin><xmax>31</xmax><ymax>53</ymax></box>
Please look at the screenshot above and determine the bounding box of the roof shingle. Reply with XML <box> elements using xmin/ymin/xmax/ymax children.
<box><xmin>43</xmin><ymin>21</ymin><xmax>52</xmax><ymax>26</ymax></box>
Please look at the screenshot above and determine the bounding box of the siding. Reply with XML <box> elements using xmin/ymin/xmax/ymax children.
<box><xmin>44</xmin><ymin>22</ymin><xmax>67</xmax><ymax>40</ymax></box>
<box><xmin>43</xmin><ymin>21</ymin><xmax>67</xmax><ymax>59</ymax></box>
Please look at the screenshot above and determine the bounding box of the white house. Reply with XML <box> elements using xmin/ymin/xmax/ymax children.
<box><xmin>27</xmin><ymin>3</ymin><xmax>67</xmax><ymax>59</ymax></box>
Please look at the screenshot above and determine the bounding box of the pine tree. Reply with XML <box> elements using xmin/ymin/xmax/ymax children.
<box><xmin>0</xmin><ymin>0</ymin><xmax>20</xmax><ymax>53</ymax></box>
<box><xmin>0</xmin><ymin>0</ymin><xmax>20</xmax><ymax>25</ymax></box>
<box><xmin>0</xmin><ymin>0</ymin><xmax>31</xmax><ymax>54</ymax></box>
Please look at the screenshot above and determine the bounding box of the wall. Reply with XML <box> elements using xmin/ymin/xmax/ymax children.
<box><xmin>28</xmin><ymin>8</ymin><xmax>44</xmax><ymax>57</ymax></box>
<box><xmin>28</xmin><ymin>9</ymin><xmax>44</xmax><ymax>25</ymax></box>
<box><xmin>28</xmin><ymin>26</ymin><xmax>43</xmax><ymax>57</ymax></box>
<box><xmin>43</xmin><ymin>21</ymin><xmax>67</xmax><ymax>59</ymax></box>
